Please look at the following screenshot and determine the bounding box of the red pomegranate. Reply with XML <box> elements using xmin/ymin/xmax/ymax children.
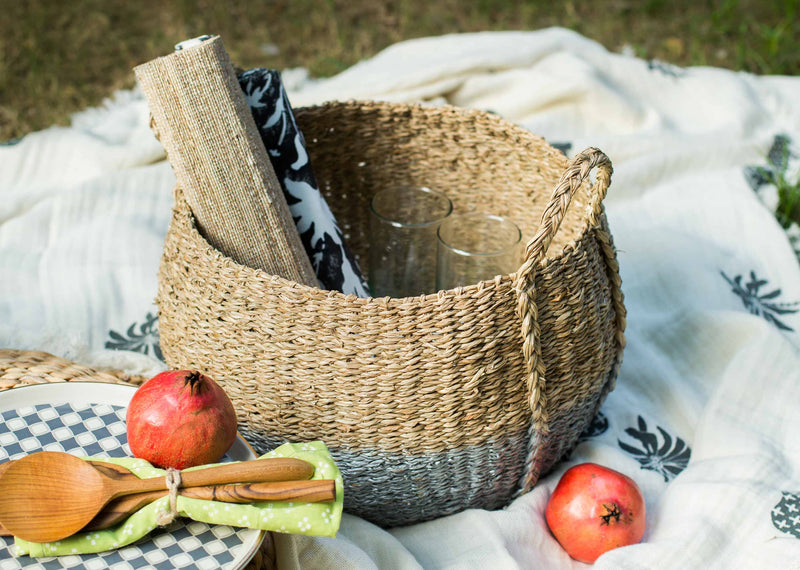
<box><xmin>545</xmin><ymin>463</ymin><xmax>646</xmax><ymax>563</ymax></box>
<box><xmin>126</xmin><ymin>370</ymin><xmax>238</xmax><ymax>469</ymax></box>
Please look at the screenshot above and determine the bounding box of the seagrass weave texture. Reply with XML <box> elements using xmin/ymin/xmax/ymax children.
<box><xmin>157</xmin><ymin>100</ymin><xmax>626</xmax><ymax>527</ymax></box>
<box><xmin>134</xmin><ymin>36</ymin><xmax>317</xmax><ymax>286</ymax></box>
<box><xmin>0</xmin><ymin>349</ymin><xmax>146</xmax><ymax>390</ymax></box>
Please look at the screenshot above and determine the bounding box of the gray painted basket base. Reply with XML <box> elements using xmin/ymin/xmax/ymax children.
<box><xmin>241</xmin><ymin>429</ymin><xmax>529</xmax><ymax>527</ymax></box>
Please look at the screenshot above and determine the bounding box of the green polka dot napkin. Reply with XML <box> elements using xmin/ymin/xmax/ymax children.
<box><xmin>15</xmin><ymin>441</ymin><xmax>342</xmax><ymax>557</ymax></box>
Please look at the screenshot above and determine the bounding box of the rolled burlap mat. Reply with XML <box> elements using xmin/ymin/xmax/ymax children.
<box><xmin>134</xmin><ymin>36</ymin><xmax>317</xmax><ymax>286</ymax></box>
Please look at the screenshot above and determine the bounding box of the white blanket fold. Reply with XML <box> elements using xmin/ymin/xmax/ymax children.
<box><xmin>2</xmin><ymin>27</ymin><xmax>800</xmax><ymax>569</ymax></box>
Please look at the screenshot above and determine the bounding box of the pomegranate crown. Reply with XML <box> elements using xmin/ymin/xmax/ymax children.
<box><xmin>183</xmin><ymin>370</ymin><xmax>207</xmax><ymax>395</ymax></box>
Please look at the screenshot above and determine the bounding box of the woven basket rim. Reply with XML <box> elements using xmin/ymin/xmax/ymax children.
<box><xmin>171</xmin><ymin>99</ymin><xmax>600</xmax><ymax>303</ymax></box>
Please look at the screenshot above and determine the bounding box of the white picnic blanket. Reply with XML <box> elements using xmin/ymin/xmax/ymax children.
<box><xmin>3</xmin><ymin>27</ymin><xmax>800</xmax><ymax>569</ymax></box>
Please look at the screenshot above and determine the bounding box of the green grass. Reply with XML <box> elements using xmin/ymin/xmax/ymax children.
<box><xmin>3</xmin><ymin>0</ymin><xmax>800</xmax><ymax>232</ymax></box>
<box><xmin>777</xmin><ymin>177</ymin><xmax>800</xmax><ymax>230</ymax></box>
<box><xmin>2</xmin><ymin>1</ymin><xmax>799</xmax><ymax>232</ymax></box>
<box><xmin>1</xmin><ymin>0</ymin><xmax>799</xmax><ymax>142</ymax></box>
<box><xmin>774</xmin><ymin>159</ymin><xmax>800</xmax><ymax>231</ymax></box>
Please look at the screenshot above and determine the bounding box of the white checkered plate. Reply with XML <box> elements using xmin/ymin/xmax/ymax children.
<box><xmin>0</xmin><ymin>382</ymin><xmax>265</xmax><ymax>570</ymax></box>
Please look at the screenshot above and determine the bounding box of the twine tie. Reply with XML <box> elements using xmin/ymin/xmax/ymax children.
<box><xmin>156</xmin><ymin>468</ymin><xmax>182</xmax><ymax>526</ymax></box>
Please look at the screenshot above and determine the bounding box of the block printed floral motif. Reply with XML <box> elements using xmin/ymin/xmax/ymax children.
<box><xmin>618</xmin><ymin>415</ymin><xmax>691</xmax><ymax>482</ymax></box>
<box><xmin>721</xmin><ymin>270</ymin><xmax>799</xmax><ymax>332</ymax></box>
<box><xmin>105</xmin><ymin>312</ymin><xmax>162</xmax><ymax>361</ymax></box>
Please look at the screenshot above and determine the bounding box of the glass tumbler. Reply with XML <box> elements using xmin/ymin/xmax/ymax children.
<box><xmin>436</xmin><ymin>213</ymin><xmax>523</xmax><ymax>290</ymax></box>
<box><xmin>368</xmin><ymin>186</ymin><xmax>453</xmax><ymax>297</ymax></box>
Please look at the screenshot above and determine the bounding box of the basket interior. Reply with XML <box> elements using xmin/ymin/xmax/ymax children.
<box><xmin>295</xmin><ymin>101</ymin><xmax>593</xmax><ymax>279</ymax></box>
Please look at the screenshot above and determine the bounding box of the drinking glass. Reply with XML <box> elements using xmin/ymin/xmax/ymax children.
<box><xmin>436</xmin><ymin>213</ymin><xmax>523</xmax><ymax>290</ymax></box>
<box><xmin>368</xmin><ymin>186</ymin><xmax>453</xmax><ymax>297</ymax></box>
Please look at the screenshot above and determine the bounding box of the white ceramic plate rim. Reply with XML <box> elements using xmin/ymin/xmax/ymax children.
<box><xmin>0</xmin><ymin>381</ymin><xmax>265</xmax><ymax>570</ymax></box>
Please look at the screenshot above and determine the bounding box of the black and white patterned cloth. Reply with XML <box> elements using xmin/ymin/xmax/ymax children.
<box><xmin>239</xmin><ymin>68</ymin><xmax>370</xmax><ymax>297</ymax></box>
<box><xmin>0</xmin><ymin>402</ymin><xmax>254</xmax><ymax>569</ymax></box>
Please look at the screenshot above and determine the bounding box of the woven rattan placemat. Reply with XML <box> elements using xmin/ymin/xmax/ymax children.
<box><xmin>0</xmin><ymin>348</ymin><xmax>277</xmax><ymax>570</ymax></box>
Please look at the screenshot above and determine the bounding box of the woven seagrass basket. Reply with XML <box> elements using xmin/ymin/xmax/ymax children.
<box><xmin>157</xmin><ymin>100</ymin><xmax>626</xmax><ymax>528</ymax></box>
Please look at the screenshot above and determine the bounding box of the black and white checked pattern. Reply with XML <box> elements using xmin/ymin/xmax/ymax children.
<box><xmin>0</xmin><ymin>402</ymin><xmax>256</xmax><ymax>569</ymax></box>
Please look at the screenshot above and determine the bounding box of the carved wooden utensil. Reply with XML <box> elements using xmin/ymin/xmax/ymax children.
<box><xmin>0</xmin><ymin>459</ymin><xmax>139</xmax><ymax>536</ymax></box>
<box><xmin>86</xmin><ymin>478</ymin><xmax>337</xmax><ymax>531</ymax></box>
<box><xmin>0</xmin><ymin>460</ymin><xmax>334</xmax><ymax>536</ymax></box>
<box><xmin>0</xmin><ymin>451</ymin><xmax>314</xmax><ymax>542</ymax></box>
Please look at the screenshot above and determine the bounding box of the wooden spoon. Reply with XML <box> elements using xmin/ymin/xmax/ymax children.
<box><xmin>0</xmin><ymin>478</ymin><xmax>336</xmax><ymax>536</ymax></box>
<box><xmin>85</xmin><ymin>478</ymin><xmax>337</xmax><ymax>531</ymax></box>
<box><xmin>0</xmin><ymin>459</ymin><xmax>138</xmax><ymax>536</ymax></box>
<box><xmin>0</xmin><ymin>451</ymin><xmax>314</xmax><ymax>543</ymax></box>
<box><xmin>0</xmin><ymin>460</ymin><xmax>333</xmax><ymax>536</ymax></box>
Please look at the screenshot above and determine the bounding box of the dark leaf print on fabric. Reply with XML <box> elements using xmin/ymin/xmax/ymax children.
<box><xmin>744</xmin><ymin>164</ymin><xmax>773</xmax><ymax>191</ymax></box>
<box><xmin>550</xmin><ymin>142</ymin><xmax>572</xmax><ymax>157</ymax></box>
<box><xmin>578</xmin><ymin>411</ymin><xmax>609</xmax><ymax>442</ymax></box>
<box><xmin>744</xmin><ymin>134</ymin><xmax>793</xmax><ymax>193</ymax></box>
<box><xmin>768</xmin><ymin>134</ymin><xmax>793</xmax><ymax>173</ymax></box>
<box><xmin>647</xmin><ymin>60</ymin><xmax>687</xmax><ymax>78</ymax></box>
<box><xmin>721</xmin><ymin>270</ymin><xmax>799</xmax><ymax>332</ymax></box>
<box><xmin>618</xmin><ymin>416</ymin><xmax>691</xmax><ymax>482</ymax></box>
<box><xmin>105</xmin><ymin>312</ymin><xmax>163</xmax><ymax>361</ymax></box>
<box><xmin>772</xmin><ymin>492</ymin><xmax>800</xmax><ymax>539</ymax></box>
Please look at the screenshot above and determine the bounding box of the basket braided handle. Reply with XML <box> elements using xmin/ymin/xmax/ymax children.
<box><xmin>513</xmin><ymin>147</ymin><xmax>613</xmax><ymax>432</ymax></box>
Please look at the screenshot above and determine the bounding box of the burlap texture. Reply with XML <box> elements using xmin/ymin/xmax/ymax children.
<box><xmin>133</xmin><ymin>36</ymin><xmax>316</xmax><ymax>286</ymax></box>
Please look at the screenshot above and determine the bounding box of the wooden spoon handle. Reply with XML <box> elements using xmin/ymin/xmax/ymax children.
<box><xmin>179</xmin><ymin>457</ymin><xmax>316</xmax><ymax>487</ymax></box>
<box><xmin>88</xmin><ymin>479</ymin><xmax>336</xmax><ymax>532</ymax></box>
<box><xmin>84</xmin><ymin>491</ymin><xmax>164</xmax><ymax>531</ymax></box>
<box><xmin>182</xmin><ymin>479</ymin><xmax>336</xmax><ymax>504</ymax></box>
<box><xmin>110</xmin><ymin>457</ymin><xmax>315</xmax><ymax>497</ymax></box>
